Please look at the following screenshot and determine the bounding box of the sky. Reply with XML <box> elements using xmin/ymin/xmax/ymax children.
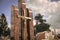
<box><xmin>0</xmin><ymin>0</ymin><xmax>60</xmax><ymax>34</ymax></box>
<box><xmin>0</xmin><ymin>0</ymin><xmax>18</xmax><ymax>27</ymax></box>
<box><xmin>26</xmin><ymin>0</ymin><xmax>60</xmax><ymax>34</ymax></box>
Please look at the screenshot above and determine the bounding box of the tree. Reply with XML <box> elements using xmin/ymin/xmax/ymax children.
<box><xmin>1</xmin><ymin>13</ymin><xmax>10</xmax><ymax>37</ymax></box>
<box><xmin>0</xmin><ymin>15</ymin><xmax>3</xmax><ymax>37</ymax></box>
<box><xmin>35</xmin><ymin>14</ymin><xmax>43</xmax><ymax>25</ymax></box>
<box><xmin>34</xmin><ymin>13</ymin><xmax>50</xmax><ymax>36</ymax></box>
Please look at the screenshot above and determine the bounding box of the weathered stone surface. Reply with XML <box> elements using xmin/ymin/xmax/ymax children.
<box><xmin>11</xmin><ymin>0</ymin><xmax>34</xmax><ymax>40</ymax></box>
<box><xmin>29</xmin><ymin>9</ymin><xmax>34</xmax><ymax>40</ymax></box>
<box><xmin>36</xmin><ymin>32</ymin><xmax>45</xmax><ymax>40</ymax></box>
<box><xmin>11</xmin><ymin>6</ymin><xmax>20</xmax><ymax>40</ymax></box>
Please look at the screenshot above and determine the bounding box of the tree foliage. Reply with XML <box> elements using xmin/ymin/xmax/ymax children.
<box><xmin>0</xmin><ymin>13</ymin><xmax>10</xmax><ymax>37</ymax></box>
<box><xmin>34</xmin><ymin>13</ymin><xmax>50</xmax><ymax>36</ymax></box>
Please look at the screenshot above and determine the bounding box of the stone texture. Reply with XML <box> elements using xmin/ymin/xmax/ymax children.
<box><xmin>36</xmin><ymin>32</ymin><xmax>45</xmax><ymax>40</ymax></box>
<box><xmin>11</xmin><ymin>6</ymin><xmax>20</xmax><ymax>40</ymax></box>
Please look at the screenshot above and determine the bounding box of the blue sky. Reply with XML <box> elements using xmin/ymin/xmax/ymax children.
<box><xmin>0</xmin><ymin>0</ymin><xmax>18</xmax><ymax>27</ymax></box>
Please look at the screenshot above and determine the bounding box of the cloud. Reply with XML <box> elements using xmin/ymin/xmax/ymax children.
<box><xmin>50</xmin><ymin>0</ymin><xmax>59</xmax><ymax>2</ymax></box>
<box><xmin>33</xmin><ymin>20</ymin><xmax>36</xmax><ymax>26</ymax></box>
<box><xmin>26</xmin><ymin>0</ymin><xmax>60</xmax><ymax>29</ymax></box>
